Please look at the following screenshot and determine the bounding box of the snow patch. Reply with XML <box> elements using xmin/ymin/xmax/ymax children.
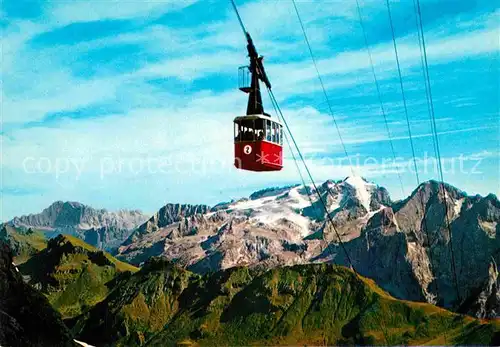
<box><xmin>287</xmin><ymin>186</ymin><xmax>313</xmax><ymax>209</ymax></box>
<box><xmin>203</xmin><ymin>211</ymin><xmax>216</xmax><ymax>218</ymax></box>
<box><xmin>479</xmin><ymin>220</ymin><xmax>498</xmax><ymax>238</ymax></box>
<box><xmin>453</xmin><ymin>198</ymin><xmax>464</xmax><ymax>218</ymax></box>
<box><xmin>251</xmin><ymin>210</ymin><xmax>310</xmax><ymax>239</ymax></box>
<box><xmin>228</xmin><ymin>187</ymin><xmax>311</xmax><ymax>238</ymax></box>
<box><xmin>344</xmin><ymin>176</ymin><xmax>375</xmax><ymax>212</ymax></box>
<box><xmin>231</xmin><ymin>196</ymin><xmax>279</xmax><ymax>210</ymax></box>
<box><xmin>327</xmin><ymin>193</ymin><xmax>343</xmax><ymax>212</ymax></box>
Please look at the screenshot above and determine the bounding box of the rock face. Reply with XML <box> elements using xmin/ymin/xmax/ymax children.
<box><xmin>0</xmin><ymin>241</ymin><xmax>75</xmax><ymax>346</ymax></box>
<box><xmin>332</xmin><ymin>181</ymin><xmax>500</xmax><ymax>313</ymax></box>
<box><xmin>461</xmin><ymin>259</ymin><xmax>500</xmax><ymax>318</ymax></box>
<box><xmin>116</xmin><ymin>177</ymin><xmax>500</xmax><ymax>317</ymax></box>
<box><xmin>8</xmin><ymin>201</ymin><xmax>148</xmax><ymax>250</ymax></box>
<box><xmin>83</xmin><ymin>225</ymin><xmax>134</xmax><ymax>250</ymax></box>
<box><xmin>123</xmin><ymin>203</ymin><xmax>210</xmax><ymax>246</ymax></box>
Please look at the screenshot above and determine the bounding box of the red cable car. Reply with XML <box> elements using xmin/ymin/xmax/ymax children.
<box><xmin>234</xmin><ymin>32</ymin><xmax>283</xmax><ymax>172</ymax></box>
<box><xmin>234</xmin><ymin>114</ymin><xmax>283</xmax><ymax>171</ymax></box>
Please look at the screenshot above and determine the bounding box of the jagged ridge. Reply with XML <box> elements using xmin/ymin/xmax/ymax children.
<box><xmin>8</xmin><ymin>201</ymin><xmax>148</xmax><ymax>250</ymax></box>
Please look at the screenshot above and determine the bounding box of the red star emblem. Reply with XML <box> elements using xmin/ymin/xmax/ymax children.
<box><xmin>256</xmin><ymin>151</ymin><xmax>269</xmax><ymax>164</ymax></box>
<box><xmin>273</xmin><ymin>151</ymin><xmax>282</xmax><ymax>164</ymax></box>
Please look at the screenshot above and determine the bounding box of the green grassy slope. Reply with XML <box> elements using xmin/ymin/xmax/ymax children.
<box><xmin>0</xmin><ymin>224</ymin><xmax>47</xmax><ymax>264</ymax></box>
<box><xmin>19</xmin><ymin>234</ymin><xmax>138</xmax><ymax>319</ymax></box>
<box><xmin>74</xmin><ymin>258</ymin><xmax>197</xmax><ymax>346</ymax></box>
<box><xmin>75</xmin><ymin>262</ymin><xmax>500</xmax><ymax>346</ymax></box>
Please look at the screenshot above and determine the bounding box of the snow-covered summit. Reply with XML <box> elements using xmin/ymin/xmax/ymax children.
<box><xmin>117</xmin><ymin>177</ymin><xmax>391</xmax><ymax>271</ymax></box>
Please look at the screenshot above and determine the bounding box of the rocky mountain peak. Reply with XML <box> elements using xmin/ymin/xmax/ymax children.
<box><xmin>123</xmin><ymin>203</ymin><xmax>211</xmax><ymax>245</ymax></box>
<box><xmin>10</xmin><ymin>201</ymin><xmax>147</xmax><ymax>230</ymax></box>
<box><xmin>397</xmin><ymin>180</ymin><xmax>466</xmax><ymax>211</ymax></box>
<box><xmin>249</xmin><ymin>184</ymin><xmax>299</xmax><ymax>200</ymax></box>
<box><xmin>155</xmin><ymin>203</ymin><xmax>210</xmax><ymax>228</ymax></box>
<box><xmin>364</xmin><ymin>207</ymin><xmax>398</xmax><ymax>234</ymax></box>
<box><xmin>7</xmin><ymin>201</ymin><xmax>148</xmax><ymax>251</ymax></box>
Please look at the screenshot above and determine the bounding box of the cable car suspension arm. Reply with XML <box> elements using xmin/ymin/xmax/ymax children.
<box><xmin>231</xmin><ymin>0</ymin><xmax>271</xmax><ymax>116</ymax></box>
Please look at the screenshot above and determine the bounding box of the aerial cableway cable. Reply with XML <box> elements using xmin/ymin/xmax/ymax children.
<box><xmin>385</xmin><ymin>0</ymin><xmax>421</xmax><ymax>186</ymax></box>
<box><xmin>414</xmin><ymin>0</ymin><xmax>462</xmax><ymax>304</ymax></box>
<box><xmin>405</xmin><ymin>0</ymin><xmax>444</xmax><ymax>305</ymax></box>
<box><xmin>354</xmin><ymin>0</ymin><xmax>406</xmax><ymax>198</ymax></box>
<box><xmin>268</xmin><ymin>88</ymin><xmax>351</xmax><ymax>260</ymax></box>
<box><xmin>230</xmin><ymin>0</ymin><xmax>247</xmax><ymax>37</ymax></box>
<box><xmin>378</xmin><ymin>0</ymin><xmax>442</xmax><ymax>277</ymax></box>
<box><xmin>291</xmin><ymin>0</ymin><xmax>355</xmax><ymax>178</ymax></box>
<box><xmin>267</xmin><ymin>88</ymin><xmax>357</xmax><ymax>272</ymax></box>
<box><xmin>356</xmin><ymin>1</ymin><xmax>445</xmax><ymax>325</ymax></box>
<box><xmin>412</xmin><ymin>0</ymin><xmax>439</xmax><ymax>164</ymax></box>
<box><xmin>291</xmin><ymin>0</ymin><xmax>376</xmax><ymax>260</ymax></box>
<box><xmin>385</xmin><ymin>0</ymin><xmax>461</xmax><ymax>313</ymax></box>
<box><xmin>266</xmin><ymin>88</ymin><xmax>315</xmax><ymax>209</ymax></box>
<box><xmin>230</xmin><ymin>0</ymin><xmax>358</xmax><ymax>274</ymax></box>
<box><xmin>383</xmin><ymin>0</ymin><xmax>450</xmax><ymax>315</ymax></box>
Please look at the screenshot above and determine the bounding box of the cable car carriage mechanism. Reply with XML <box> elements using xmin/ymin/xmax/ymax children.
<box><xmin>234</xmin><ymin>32</ymin><xmax>283</xmax><ymax>172</ymax></box>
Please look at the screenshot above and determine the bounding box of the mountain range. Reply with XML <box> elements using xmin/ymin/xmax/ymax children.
<box><xmin>2</xmin><ymin>176</ymin><xmax>499</xmax><ymax>327</ymax></box>
<box><xmin>111</xmin><ymin>177</ymin><xmax>499</xmax><ymax>317</ymax></box>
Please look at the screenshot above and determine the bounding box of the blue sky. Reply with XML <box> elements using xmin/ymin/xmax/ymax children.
<box><xmin>1</xmin><ymin>0</ymin><xmax>499</xmax><ymax>220</ymax></box>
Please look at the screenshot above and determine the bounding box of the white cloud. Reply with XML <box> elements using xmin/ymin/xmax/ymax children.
<box><xmin>2</xmin><ymin>73</ymin><xmax>121</xmax><ymax>123</ymax></box>
<box><xmin>135</xmin><ymin>51</ymin><xmax>242</xmax><ymax>81</ymax></box>
<box><xmin>267</xmin><ymin>26</ymin><xmax>499</xmax><ymax>95</ymax></box>
<box><xmin>2</xmin><ymin>0</ymin><xmax>499</xmax><ymax>220</ymax></box>
<box><xmin>47</xmin><ymin>0</ymin><xmax>198</xmax><ymax>25</ymax></box>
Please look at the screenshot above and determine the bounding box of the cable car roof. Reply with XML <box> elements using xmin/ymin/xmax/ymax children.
<box><xmin>233</xmin><ymin>114</ymin><xmax>282</xmax><ymax>125</ymax></box>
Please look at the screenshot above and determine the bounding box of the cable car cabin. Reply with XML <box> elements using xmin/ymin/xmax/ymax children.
<box><xmin>233</xmin><ymin>29</ymin><xmax>282</xmax><ymax>172</ymax></box>
<box><xmin>234</xmin><ymin>114</ymin><xmax>283</xmax><ymax>171</ymax></box>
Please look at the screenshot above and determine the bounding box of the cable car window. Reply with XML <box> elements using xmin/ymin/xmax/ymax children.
<box><xmin>238</xmin><ymin>120</ymin><xmax>255</xmax><ymax>142</ymax></box>
<box><xmin>242</xmin><ymin>126</ymin><xmax>248</xmax><ymax>141</ymax></box>
<box><xmin>248</xmin><ymin>120</ymin><xmax>254</xmax><ymax>141</ymax></box>
<box><xmin>279</xmin><ymin>125</ymin><xmax>283</xmax><ymax>145</ymax></box>
<box><xmin>255</xmin><ymin>118</ymin><xmax>265</xmax><ymax>141</ymax></box>
<box><xmin>234</xmin><ymin>123</ymin><xmax>242</xmax><ymax>142</ymax></box>
<box><xmin>245</xmin><ymin>126</ymin><xmax>254</xmax><ymax>141</ymax></box>
<box><xmin>266</xmin><ymin>120</ymin><xmax>271</xmax><ymax>142</ymax></box>
<box><xmin>272</xmin><ymin>122</ymin><xmax>277</xmax><ymax>143</ymax></box>
<box><xmin>235</xmin><ymin>121</ymin><xmax>240</xmax><ymax>141</ymax></box>
<box><xmin>276</xmin><ymin>124</ymin><xmax>280</xmax><ymax>145</ymax></box>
